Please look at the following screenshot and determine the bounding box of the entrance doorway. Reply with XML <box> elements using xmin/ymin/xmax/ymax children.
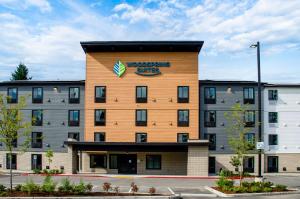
<box><xmin>209</xmin><ymin>156</ymin><xmax>216</xmax><ymax>174</ymax></box>
<box><xmin>118</xmin><ymin>154</ymin><xmax>137</xmax><ymax>174</ymax></box>
<box><xmin>267</xmin><ymin>156</ymin><xmax>278</xmax><ymax>173</ymax></box>
<box><xmin>31</xmin><ymin>154</ymin><xmax>42</xmax><ymax>170</ymax></box>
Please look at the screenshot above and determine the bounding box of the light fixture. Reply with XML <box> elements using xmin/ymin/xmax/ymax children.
<box><xmin>53</xmin><ymin>87</ymin><xmax>58</xmax><ymax>92</ymax></box>
<box><xmin>250</xmin><ymin>44</ymin><xmax>258</xmax><ymax>48</ymax></box>
<box><xmin>226</xmin><ymin>87</ymin><xmax>232</xmax><ymax>93</ymax></box>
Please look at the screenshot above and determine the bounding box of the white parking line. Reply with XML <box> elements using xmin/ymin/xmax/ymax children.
<box><xmin>168</xmin><ymin>187</ymin><xmax>175</xmax><ymax>194</ymax></box>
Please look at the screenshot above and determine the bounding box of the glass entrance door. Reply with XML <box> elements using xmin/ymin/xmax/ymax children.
<box><xmin>118</xmin><ymin>154</ymin><xmax>137</xmax><ymax>174</ymax></box>
<box><xmin>267</xmin><ymin>156</ymin><xmax>278</xmax><ymax>173</ymax></box>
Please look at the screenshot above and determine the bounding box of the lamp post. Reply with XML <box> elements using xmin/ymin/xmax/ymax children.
<box><xmin>250</xmin><ymin>41</ymin><xmax>262</xmax><ymax>177</ymax></box>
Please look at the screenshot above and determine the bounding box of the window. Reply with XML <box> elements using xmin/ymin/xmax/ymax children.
<box><xmin>204</xmin><ymin>87</ymin><xmax>216</xmax><ymax>104</ymax></box>
<box><xmin>204</xmin><ymin>111</ymin><xmax>216</xmax><ymax>127</ymax></box>
<box><xmin>90</xmin><ymin>154</ymin><xmax>107</xmax><ymax>168</ymax></box>
<box><xmin>245</xmin><ymin>133</ymin><xmax>255</xmax><ymax>145</ymax></box>
<box><xmin>31</xmin><ymin>132</ymin><xmax>42</xmax><ymax>148</ymax></box>
<box><xmin>95</xmin><ymin>86</ymin><xmax>106</xmax><ymax>103</ymax></box>
<box><xmin>68</xmin><ymin>132</ymin><xmax>80</xmax><ymax>141</ymax></box>
<box><xmin>244</xmin><ymin>111</ymin><xmax>255</xmax><ymax>127</ymax></box>
<box><xmin>243</xmin><ymin>87</ymin><xmax>255</xmax><ymax>104</ymax></box>
<box><xmin>268</xmin><ymin>90</ymin><xmax>278</xmax><ymax>101</ymax></box>
<box><xmin>178</xmin><ymin>86</ymin><xmax>189</xmax><ymax>103</ymax></box>
<box><xmin>146</xmin><ymin>155</ymin><xmax>161</xmax><ymax>170</ymax></box>
<box><xmin>109</xmin><ymin>154</ymin><xmax>118</xmax><ymax>169</ymax></box>
<box><xmin>95</xmin><ymin>109</ymin><xmax>106</xmax><ymax>126</ymax></box>
<box><xmin>32</xmin><ymin>87</ymin><xmax>43</xmax><ymax>103</ymax></box>
<box><xmin>206</xmin><ymin>134</ymin><xmax>216</xmax><ymax>151</ymax></box>
<box><xmin>31</xmin><ymin>154</ymin><xmax>42</xmax><ymax>170</ymax></box>
<box><xmin>12</xmin><ymin>136</ymin><xmax>17</xmax><ymax>148</ymax></box>
<box><xmin>69</xmin><ymin>87</ymin><xmax>80</xmax><ymax>104</ymax></box>
<box><xmin>136</xmin><ymin>86</ymin><xmax>147</xmax><ymax>103</ymax></box>
<box><xmin>69</xmin><ymin>110</ymin><xmax>80</xmax><ymax>126</ymax></box>
<box><xmin>269</xmin><ymin>134</ymin><xmax>278</xmax><ymax>145</ymax></box>
<box><xmin>136</xmin><ymin>133</ymin><xmax>147</xmax><ymax>143</ymax></box>
<box><xmin>243</xmin><ymin>156</ymin><xmax>254</xmax><ymax>173</ymax></box>
<box><xmin>7</xmin><ymin>88</ymin><xmax>18</xmax><ymax>103</ymax></box>
<box><xmin>94</xmin><ymin>132</ymin><xmax>105</xmax><ymax>142</ymax></box>
<box><xmin>269</xmin><ymin>112</ymin><xmax>278</xmax><ymax>123</ymax></box>
<box><xmin>136</xmin><ymin>110</ymin><xmax>147</xmax><ymax>126</ymax></box>
<box><xmin>177</xmin><ymin>133</ymin><xmax>189</xmax><ymax>143</ymax></box>
<box><xmin>6</xmin><ymin>153</ymin><xmax>17</xmax><ymax>169</ymax></box>
<box><xmin>32</xmin><ymin>110</ymin><xmax>43</xmax><ymax>126</ymax></box>
<box><xmin>178</xmin><ymin>110</ymin><xmax>189</xmax><ymax>127</ymax></box>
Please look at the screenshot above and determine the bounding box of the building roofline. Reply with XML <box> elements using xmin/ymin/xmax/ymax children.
<box><xmin>265</xmin><ymin>83</ymin><xmax>300</xmax><ymax>88</ymax></box>
<box><xmin>0</xmin><ymin>80</ymin><xmax>85</xmax><ymax>86</ymax></box>
<box><xmin>80</xmin><ymin>41</ymin><xmax>204</xmax><ymax>53</ymax></box>
<box><xmin>199</xmin><ymin>79</ymin><xmax>265</xmax><ymax>85</ymax></box>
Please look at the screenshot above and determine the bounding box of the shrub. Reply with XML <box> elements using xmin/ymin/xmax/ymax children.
<box><xmin>130</xmin><ymin>182</ymin><xmax>139</xmax><ymax>194</ymax></box>
<box><xmin>275</xmin><ymin>184</ymin><xmax>287</xmax><ymax>191</ymax></box>
<box><xmin>249</xmin><ymin>185</ymin><xmax>262</xmax><ymax>193</ymax></box>
<box><xmin>42</xmin><ymin>169</ymin><xmax>49</xmax><ymax>174</ymax></box>
<box><xmin>263</xmin><ymin>187</ymin><xmax>273</xmax><ymax>192</ymax></box>
<box><xmin>73</xmin><ymin>180</ymin><xmax>87</xmax><ymax>195</ymax></box>
<box><xmin>21</xmin><ymin>179</ymin><xmax>40</xmax><ymax>195</ymax></box>
<box><xmin>14</xmin><ymin>184</ymin><xmax>22</xmax><ymax>191</ymax></box>
<box><xmin>0</xmin><ymin>184</ymin><xmax>6</xmax><ymax>192</ymax></box>
<box><xmin>241</xmin><ymin>181</ymin><xmax>250</xmax><ymax>188</ymax></box>
<box><xmin>41</xmin><ymin>176</ymin><xmax>57</xmax><ymax>193</ymax></box>
<box><xmin>33</xmin><ymin>169</ymin><xmax>41</xmax><ymax>174</ymax></box>
<box><xmin>58</xmin><ymin>178</ymin><xmax>74</xmax><ymax>193</ymax></box>
<box><xmin>102</xmin><ymin>182</ymin><xmax>111</xmax><ymax>193</ymax></box>
<box><xmin>232</xmin><ymin>186</ymin><xmax>247</xmax><ymax>193</ymax></box>
<box><xmin>86</xmin><ymin>183</ymin><xmax>93</xmax><ymax>192</ymax></box>
<box><xmin>216</xmin><ymin>176</ymin><xmax>234</xmax><ymax>190</ymax></box>
<box><xmin>219</xmin><ymin>169</ymin><xmax>233</xmax><ymax>177</ymax></box>
<box><xmin>113</xmin><ymin>186</ymin><xmax>119</xmax><ymax>195</ymax></box>
<box><xmin>149</xmin><ymin>187</ymin><xmax>156</xmax><ymax>195</ymax></box>
<box><xmin>262</xmin><ymin>181</ymin><xmax>273</xmax><ymax>188</ymax></box>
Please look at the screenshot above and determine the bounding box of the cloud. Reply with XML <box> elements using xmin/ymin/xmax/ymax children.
<box><xmin>0</xmin><ymin>0</ymin><xmax>51</xmax><ymax>12</ymax></box>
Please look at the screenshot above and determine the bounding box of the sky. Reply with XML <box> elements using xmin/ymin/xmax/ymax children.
<box><xmin>0</xmin><ymin>0</ymin><xmax>299</xmax><ymax>83</ymax></box>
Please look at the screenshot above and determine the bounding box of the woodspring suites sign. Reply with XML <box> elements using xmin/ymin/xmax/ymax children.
<box><xmin>127</xmin><ymin>62</ymin><xmax>170</xmax><ymax>76</ymax></box>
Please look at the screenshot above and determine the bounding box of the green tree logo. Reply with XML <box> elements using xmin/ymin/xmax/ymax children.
<box><xmin>113</xmin><ymin>60</ymin><xmax>126</xmax><ymax>77</ymax></box>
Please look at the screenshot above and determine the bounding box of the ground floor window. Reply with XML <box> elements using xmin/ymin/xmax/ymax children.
<box><xmin>90</xmin><ymin>154</ymin><xmax>107</xmax><ymax>168</ymax></box>
<box><xmin>109</xmin><ymin>154</ymin><xmax>118</xmax><ymax>169</ymax></box>
<box><xmin>31</xmin><ymin>154</ymin><xmax>42</xmax><ymax>170</ymax></box>
<box><xmin>267</xmin><ymin>156</ymin><xmax>278</xmax><ymax>173</ymax></box>
<box><xmin>6</xmin><ymin>153</ymin><xmax>17</xmax><ymax>170</ymax></box>
<box><xmin>209</xmin><ymin>156</ymin><xmax>216</xmax><ymax>174</ymax></box>
<box><xmin>146</xmin><ymin>155</ymin><xmax>161</xmax><ymax>170</ymax></box>
<box><xmin>68</xmin><ymin>132</ymin><xmax>80</xmax><ymax>141</ymax></box>
<box><xmin>243</xmin><ymin>156</ymin><xmax>254</xmax><ymax>173</ymax></box>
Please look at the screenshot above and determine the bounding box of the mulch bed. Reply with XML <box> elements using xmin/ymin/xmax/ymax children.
<box><xmin>212</xmin><ymin>187</ymin><xmax>291</xmax><ymax>194</ymax></box>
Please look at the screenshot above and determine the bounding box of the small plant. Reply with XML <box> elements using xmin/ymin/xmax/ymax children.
<box><xmin>149</xmin><ymin>187</ymin><xmax>156</xmax><ymax>195</ymax></box>
<box><xmin>219</xmin><ymin>169</ymin><xmax>233</xmax><ymax>177</ymax></box>
<box><xmin>21</xmin><ymin>179</ymin><xmax>40</xmax><ymax>195</ymax></box>
<box><xmin>130</xmin><ymin>182</ymin><xmax>139</xmax><ymax>194</ymax></box>
<box><xmin>275</xmin><ymin>184</ymin><xmax>287</xmax><ymax>191</ymax></box>
<box><xmin>113</xmin><ymin>186</ymin><xmax>119</xmax><ymax>195</ymax></box>
<box><xmin>249</xmin><ymin>185</ymin><xmax>262</xmax><ymax>193</ymax></box>
<box><xmin>74</xmin><ymin>180</ymin><xmax>87</xmax><ymax>195</ymax></box>
<box><xmin>14</xmin><ymin>184</ymin><xmax>22</xmax><ymax>191</ymax></box>
<box><xmin>58</xmin><ymin>178</ymin><xmax>74</xmax><ymax>193</ymax></box>
<box><xmin>216</xmin><ymin>176</ymin><xmax>234</xmax><ymax>191</ymax></box>
<box><xmin>46</xmin><ymin>149</ymin><xmax>54</xmax><ymax>169</ymax></box>
<box><xmin>0</xmin><ymin>184</ymin><xmax>6</xmax><ymax>192</ymax></box>
<box><xmin>102</xmin><ymin>182</ymin><xmax>111</xmax><ymax>193</ymax></box>
<box><xmin>41</xmin><ymin>176</ymin><xmax>57</xmax><ymax>193</ymax></box>
<box><xmin>42</xmin><ymin>169</ymin><xmax>49</xmax><ymax>174</ymax></box>
<box><xmin>263</xmin><ymin>187</ymin><xmax>273</xmax><ymax>192</ymax></box>
<box><xmin>86</xmin><ymin>183</ymin><xmax>93</xmax><ymax>192</ymax></box>
<box><xmin>33</xmin><ymin>169</ymin><xmax>41</xmax><ymax>174</ymax></box>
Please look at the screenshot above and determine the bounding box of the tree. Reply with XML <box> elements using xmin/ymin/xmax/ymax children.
<box><xmin>0</xmin><ymin>95</ymin><xmax>31</xmax><ymax>190</ymax></box>
<box><xmin>224</xmin><ymin>103</ymin><xmax>256</xmax><ymax>185</ymax></box>
<box><xmin>11</xmin><ymin>63</ymin><xmax>32</xmax><ymax>80</ymax></box>
<box><xmin>46</xmin><ymin>149</ymin><xmax>54</xmax><ymax>169</ymax></box>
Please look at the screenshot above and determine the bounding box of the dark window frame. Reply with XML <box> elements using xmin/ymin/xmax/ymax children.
<box><xmin>268</xmin><ymin>90</ymin><xmax>278</xmax><ymax>101</ymax></box>
<box><xmin>243</xmin><ymin>87</ymin><xmax>255</xmax><ymax>104</ymax></box>
<box><xmin>90</xmin><ymin>154</ymin><xmax>107</xmax><ymax>168</ymax></box>
<box><xmin>6</xmin><ymin>153</ymin><xmax>17</xmax><ymax>170</ymax></box>
<box><xmin>94</xmin><ymin>109</ymin><xmax>106</xmax><ymax>126</ymax></box>
<box><xmin>204</xmin><ymin>110</ymin><xmax>216</xmax><ymax>127</ymax></box>
<box><xmin>204</xmin><ymin>87</ymin><xmax>216</xmax><ymax>104</ymax></box>
<box><xmin>94</xmin><ymin>132</ymin><xmax>105</xmax><ymax>142</ymax></box>
<box><xmin>243</xmin><ymin>156</ymin><xmax>255</xmax><ymax>173</ymax></box>
<box><xmin>207</xmin><ymin>133</ymin><xmax>216</xmax><ymax>151</ymax></box>
<box><xmin>245</xmin><ymin>133</ymin><xmax>255</xmax><ymax>145</ymax></box>
<box><xmin>177</xmin><ymin>109</ymin><xmax>189</xmax><ymax>127</ymax></box>
<box><xmin>68</xmin><ymin>132</ymin><xmax>80</xmax><ymax>141</ymax></box>
<box><xmin>269</xmin><ymin>112</ymin><xmax>278</xmax><ymax>123</ymax></box>
<box><xmin>177</xmin><ymin>133</ymin><xmax>189</xmax><ymax>143</ymax></box>
<box><xmin>136</xmin><ymin>109</ymin><xmax>147</xmax><ymax>126</ymax></box>
<box><xmin>69</xmin><ymin>87</ymin><xmax>80</xmax><ymax>104</ymax></box>
<box><xmin>32</xmin><ymin>110</ymin><xmax>43</xmax><ymax>126</ymax></box>
<box><xmin>146</xmin><ymin>155</ymin><xmax>161</xmax><ymax>170</ymax></box>
<box><xmin>95</xmin><ymin>86</ymin><xmax>106</xmax><ymax>103</ymax></box>
<box><xmin>31</xmin><ymin>132</ymin><xmax>43</xmax><ymax>148</ymax></box>
<box><xmin>269</xmin><ymin>134</ymin><xmax>278</xmax><ymax>145</ymax></box>
<box><xmin>136</xmin><ymin>86</ymin><xmax>148</xmax><ymax>103</ymax></box>
<box><xmin>7</xmin><ymin>88</ymin><xmax>18</xmax><ymax>104</ymax></box>
<box><xmin>244</xmin><ymin>110</ymin><xmax>255</xmax><ymax>127</ymax></box>
<box><xmin>135</xmin><ymin>133</ymin><xmax>147</xmax><ymax>143</ymax></box>
<box><xmin>109</xmin><ymin>154</ymin><xmax>118</xmax><ymax>169</ymax></box>
<box><xmin>177</xmin><ymin>86</ymin><xmax>189</xmax><ymax>103</ymax></box>
<box><xmin>68</xmin><ymin>110</ymin><xmax>80</xmax><ymax>126</ymax></box>
<box><xmin>32</xmin><ymin>87</ymin><xmax>43</xmax><ymax>104</ymax></box>
<box><xmin>31</xmin><ymin>154</ymin><xmax>42</xmax><ymax>170</ymax></box>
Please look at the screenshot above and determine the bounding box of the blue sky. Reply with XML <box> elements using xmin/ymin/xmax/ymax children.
<box><xmin>0</xmin><ymin>0</ymin><xmax>299</xmax><ymax>82</ymax></box>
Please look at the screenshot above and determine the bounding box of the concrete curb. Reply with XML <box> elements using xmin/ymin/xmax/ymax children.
<box><xmin>0</xmin><ymin>197</ymin><xmax>170</xmax><ymax>199</ymax></box>
<box><xmin>205</xmin><ymin>186</ymin><xmax>300</xmax><ymax>197</ymax></box>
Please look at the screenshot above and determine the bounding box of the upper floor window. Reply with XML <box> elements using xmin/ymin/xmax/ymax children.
<box><xmin>178</xmin><ymin>110</ymin><xmax>189</xmax><ymax>127</ymax></box>
<box><xmin>94</xmin><ymin>132</ymin><xmax>105</xmax><ymax>142</ymax></box>
<box><xmin>136</xmin><ymin>109</ymin><xmax>147</xmax><ymax>126</ymax></box>
<box><xmin>269</xmin><ymin>112</ymin><xmax>278</xmax><ymax>123</ymax></box>
<box><xmin>31</xmin><ymin>132</ymin><xmax>42</xmax><ymax>148</ymax></box>
<box><xmin>245</xmin><ymin>133</ymin><xmax>255</xmax><ymax>145</ymax></box>
<box><xmin>32</xmin><ymin>110</ymin><xmax>43</xmax><ymax>126</ymax></box>
<box><xmin>136</xmin><ymin>86</ymin><xmax>147</xmax><ymax>103</ymax></box>
<box><xmin>32</xmin><ymin>87</ymin><xmax>43</xmax><ymax>103</ymax></box>
<box><xmin>136</xmin><ymin>133</ymin><xmax>147</xmax><ymax>143</ymax></box>
<box><xmin>269</xmin><ymin>134</ymin><xmax>278</xmax><ymax>145</ymax></box>
<box><xmin>244</xmin><ymin>111</ymin><xmax>255</xmax><ymax>127</ymax></box>
<box><xmin>95</xmin><ymin>109</ymin><xmax>106</xmax><ymax>126</ymax></box>
<box><xmin>69</xmin><ymin>110</ymin><xmax>80</xmax><ymax>126</ymax></box>
<box><xmin>68</xmin><ymin>132</ymin><xmax>80</xmax><ymax>141</ymax></box>
<box><xmin>204</xmin><ymin>110</ymin><xmax>216</xmax><ymax>127</ymax></box>
<box><xmin>12</xmin><ymin>132</ymin><xmax>17</xmax><ymax>148</ymax></box>
<box><xmin>95</xmin><ymin>86</ymin><xmax>106</xmax><ymax>103</ymax></box>
<box><xmin>177</xmin><ymin>133</ymin><xmax>189</xmax><ymax>143</ymax></box>
<box><xmin>243</xmin><ymin>87</ymin><xmax>255</xmax><ymax>104</ymax></box>
<box><xmin>268</xmin><ymin>90</ymin><xmax>278</xmax><ymax>101</ymax></box>
<box><xmin>7</xmin><ymin>88</ymin><xmax>18</xmax><ymax>103</ymax></box>
<box><xmin>178</xmin><ymin>86</ymin><xmax>189</xmax><ymax>103</ymax></box>
<box><xmin>205</xmin><ymin>133</ymin><xmax>216</xmax><ymax>151</ymax></box>
<box><xmin>69</xmin><ymin>87</ymin><xmax>80</xmax><ymax>104</ymax></box>
<box><xmin>204</xmin><ymin>87</ymin><xmax>216</xmax><ymax>104</ymax></box>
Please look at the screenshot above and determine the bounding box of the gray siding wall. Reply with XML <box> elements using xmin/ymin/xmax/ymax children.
<box><xmin>0</xmin><ymin>84</ymin><xmax>84</xmax><ymax>152</ymax></box>
<box><xmin>200</xmin><ymin>83</ymin><xmax>260</xmax><ymax>154</ymax></box>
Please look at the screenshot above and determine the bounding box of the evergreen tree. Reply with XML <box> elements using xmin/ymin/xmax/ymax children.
<box><xmin>11</xmin><ymin>63</ymin><xmax>32</xmax><ymax>80</ymax></box>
